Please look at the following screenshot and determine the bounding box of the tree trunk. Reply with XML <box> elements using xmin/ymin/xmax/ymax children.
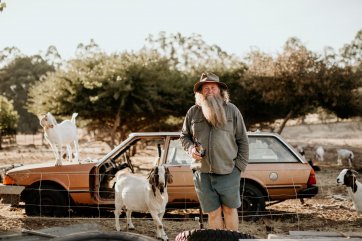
<box><xmin>110</xmin><ymin>108</ymin><xmax>121</xmax><ymax>149</ymax></box>
<box><xmin>277</xmin><ymin>110</ymin><xmax>294</xmax><ymax>134</ymax></box>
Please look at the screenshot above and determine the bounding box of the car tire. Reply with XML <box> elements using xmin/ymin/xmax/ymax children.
<box><xmin>175</xmin><ymin>229</ymin><xmax>255</xmax><ymax>241</ymax></box>
<box><xmin>239</xmin><ymin>182</ymin><xmax>266</xmax><ymax>220</ymax></box>
<box><xmin>51</xmin><ymin>231</ymin><xmax>158</xmax><ymax>241</ymax></box>
<box><xmin>24</xmin><ymin>184</ymin><xmax>69</xmax><ymax>217</ymax></box>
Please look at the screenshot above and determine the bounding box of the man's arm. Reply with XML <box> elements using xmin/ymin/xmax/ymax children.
<box><xmin>234</xmin><ymin>109</ymin><xmax>249</xmax><ymax>172</ymax></box>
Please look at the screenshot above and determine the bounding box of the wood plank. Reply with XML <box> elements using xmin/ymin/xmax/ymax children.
<box><xmin>289</xmin><ymin>231</ymin><xmax>344</xmax><ymax>237</ymax></box>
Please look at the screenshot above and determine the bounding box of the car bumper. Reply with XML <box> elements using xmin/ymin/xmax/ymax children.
<box><xmin>297</xmin><ymin>185</ymin><xmax>318</xmax><ymax>198</ymax></box>
<box><xmin>0</xmin><ymin>184</ymin><xmax>25</xmax><ymax>205</ymax></box>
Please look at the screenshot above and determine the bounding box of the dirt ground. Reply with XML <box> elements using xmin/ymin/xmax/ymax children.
<box><xmin>0</xmin><ymin>121</ymin><xmax>361</xmax><ymax>240</ymax></box>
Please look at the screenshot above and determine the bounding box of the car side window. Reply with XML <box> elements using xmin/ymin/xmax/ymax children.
<box><xmin>249</xmin><ymin>136</ymin><xmax>299</xmax><ymax>163</ymax></box>
<box><xmin>166</xmin><ymin>139</ymin><xmax>192</xmax><ymax>165</ymax></box>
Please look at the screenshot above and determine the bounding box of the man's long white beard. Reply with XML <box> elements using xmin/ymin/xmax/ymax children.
<box><xmin>195</xmin><ymin>93</ymin><xmax>227</xmax><ymax>128</ymax></box>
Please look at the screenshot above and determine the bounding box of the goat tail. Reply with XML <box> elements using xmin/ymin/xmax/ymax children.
<box><xmin>71</xmin><ymin>113</ymin><xmax>78</xmax><ymax>124</ymax></box>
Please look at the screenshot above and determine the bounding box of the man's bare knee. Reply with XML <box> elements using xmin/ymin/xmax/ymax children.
<box><xmin>208</xmin><ymin>206</ymin><xmax>222</xmax><ymax>217</ymax></box>
<box><xmin>222</xmin><ymin>205</ymin><xmax>235</xmax><ymax>214</ymax></box>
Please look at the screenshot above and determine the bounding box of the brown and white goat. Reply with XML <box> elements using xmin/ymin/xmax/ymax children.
<box><xmin>114</xmin><ymin>165</ymin><xmax>173</xmax><ymax>241</ymax></box>
<box><xmin>336</xmin><ymin>169</ymin><xmax>362</xmax><ymax>213</ymax></box>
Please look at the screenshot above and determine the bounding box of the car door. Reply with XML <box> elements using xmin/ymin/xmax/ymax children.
<box><xmin>165</xmin><ymin>137</ymin><xmax>199</xmax><ymax>207</ymax></box>
<box><xmin>245</xmin><ymin>135</ymin><xmax>311</xmax><ymax>200</ymax></box>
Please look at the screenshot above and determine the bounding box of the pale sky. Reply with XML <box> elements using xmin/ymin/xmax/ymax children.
<box><xmin>0</xmin><ymin>0</ymin><xmax>361</xmax><ymax>60</ymax></box>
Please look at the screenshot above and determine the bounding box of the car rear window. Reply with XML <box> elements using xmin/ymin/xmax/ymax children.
<box><xmin>248</xmin><ymin>136</ymin><xmax>299</xmax><ymax>163</ymax></box>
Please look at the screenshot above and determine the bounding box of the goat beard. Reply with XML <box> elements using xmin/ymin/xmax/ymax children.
<box><xmin>195</xmin><ymin>93</ymin><xmax>227</xmax><ymax>128</ymax></box>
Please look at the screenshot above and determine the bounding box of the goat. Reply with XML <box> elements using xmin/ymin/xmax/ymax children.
<box><xmin>336</xmin><ymin>169</ymin><xmax>362</xmax><ymax>213</ymax></box>
<box><xmin>40</xmin><ymin>112</ymin><xmax>79</xmax><ymax>166</ymax></box>
<box><xmin>114</xmin><ymin>165</ymin><xmax>173</xmax><ymax>241</ymax></box>
<box><xmin>296</xmin><ymin>145</ymin><xmax>306</xmax><ymax>160</ymax></box>
<box><xmin>315</xmin><ymin>146</ymin><xmax>325</xmax><ymax>162</ymax></box>
<box><xmin>337</xmin><ymin>149</ymin><xmax>354</xmax><ymax>167</ymax></box>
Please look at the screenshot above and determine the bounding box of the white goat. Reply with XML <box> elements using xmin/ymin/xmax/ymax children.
<box><xmin>40</xmin><ymin>112</ymin><xmax>79</xmax><ymax>166</ymax></box>
<box><xmin>337</xmin><ymin>149</ymin><xmax>354</xmax><ymax>167</ymax></box>
<box><xmin>315</xmin><ymin>146</ymin><xmax>325</xmax><ymax>162</ymax></box>
<box><xmin>296</xmin><ymin>145</ymin><xmax>306</xmax><ymax>160</ymax></box>
<box><xmin>114</xmin><ymin>165</ymin><xmax>173</xmax><ymax>241</ymax></box>
<box><xmin>336</xmin><ymin>169</ymin><xmax>362</xmax><ymax>213</ymax></box>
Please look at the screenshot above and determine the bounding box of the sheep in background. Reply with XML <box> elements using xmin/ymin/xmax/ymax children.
<box><xmin>114</xmin><ymin>165</ymin><xmax>173</xmax><ymax>241</ymax></box>
<box><xmin>315</xmin><ymin>146</ymin><xmax>325</xmax><ymax>162</ymax></box>
<box><xmin>40</xmin><ymin>112</ymin><xmax>79</xmax><ymax>166</ymax></box>
<box><xmin>337</xmin><ymin>149</ymin><xmax>354</xmax><ymax>167</ymax></box>
<box><xmin>336</xmin><ymin>169</ymin><xmax>362</xmax><ymax>213</ymax></box>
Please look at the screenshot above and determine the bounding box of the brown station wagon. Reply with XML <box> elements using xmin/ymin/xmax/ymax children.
<box><xmin>0</xmin><ymin>132</ymin><xmax>318</xmax><ymax>219</ymax></box>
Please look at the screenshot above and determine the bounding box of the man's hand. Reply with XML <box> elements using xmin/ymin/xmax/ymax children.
<box><xmin>191</xmin><ymin>147</ymin><xmax>203</xmax><ymax>160</ymax></box>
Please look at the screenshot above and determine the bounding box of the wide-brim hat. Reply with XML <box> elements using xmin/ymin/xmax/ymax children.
<box><xmin>193</xmin><ymin>72</ymin><xmax>228</xmax><ymax>93</ymax></box>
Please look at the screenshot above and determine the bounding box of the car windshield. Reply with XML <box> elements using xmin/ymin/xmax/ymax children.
<box><xmin>166</xmin><ymin>135</ymin><xmax>300</xmax><ymax>165</ymax></box>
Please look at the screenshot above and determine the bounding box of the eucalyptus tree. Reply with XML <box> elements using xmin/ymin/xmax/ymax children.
<box><xmin>341</xmin><ymin>29</ymin><xmax>362</xmax><ymax>69</ymax></box>
<box><xmin>145</xmin><ymin>32</ymin><xmax>243</xmax><ymax>74</ymax></box>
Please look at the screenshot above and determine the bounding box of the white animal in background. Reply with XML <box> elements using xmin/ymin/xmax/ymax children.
<box><xmin>337</xmin><ymin>149</ymin><xmax>354</xmax><ymax>167</ymax></box>
<box><xmin>315</xmin><ymin>146</ymin><xmax>325</xmax><ymax>162</ymax></box>
<box><xmin>114</xmin><ymin>165</ymin><xmax>173</xmax><ymax>241</ymax></box>
<box><xmin>336</xmin><ymin>169</ymin><xmax>362</xmax><ymax>213</ymax></box>
<box><xmin>297</xmin><ymin>145</ymin><xmax>306</xmax><ymax>160</ymax></box>
<box><xmin>40</xmin><ymin>112</ymin><xmax>79</xmax><ymax>166</ymax></box>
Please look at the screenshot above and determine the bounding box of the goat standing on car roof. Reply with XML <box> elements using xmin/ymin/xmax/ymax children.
<box><xmin>40</xmin><ymin>112</ymin><xmax>79</xmax><ymax>166</ymax></box>
<box><xmin>114</xmin><ymin>164</ymin><xmax>173</xmax><ymax>241</ymax></box>
<box><xmin>336</xmin><ymin>169</ymin><xmax>362</xmax><ymax>213</ymax></box>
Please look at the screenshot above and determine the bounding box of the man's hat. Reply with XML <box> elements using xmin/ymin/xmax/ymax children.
<box><xmin>193</xmin><ymin>72</ymin><xmax>228</xmax><ymax>93</ymax></box>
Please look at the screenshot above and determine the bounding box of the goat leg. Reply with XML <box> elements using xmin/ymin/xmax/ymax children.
<box><xmin>114</xmin><ymin>208</ymin><xmax>121</xmax><ymax>231</ymax></box>
<box><xmin>126</xmin><ymin>209</ymin><xmax>135</xmax><ymax>230</ymax></box>
<box><xmin>150</xmin><ymin>210</ymin><xmax>168</xmax><ymax>241</ymax></box>
<box><xmin>48</xmin><ymin>142</ymin><xmax>61</xmax><ymax>166</ymax></box>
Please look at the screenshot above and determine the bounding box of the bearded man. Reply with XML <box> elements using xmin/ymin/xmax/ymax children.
<box><xmin>180</xmin><ymin>72</ymin><xmax>249</xmax><ymax>231</ymax></box>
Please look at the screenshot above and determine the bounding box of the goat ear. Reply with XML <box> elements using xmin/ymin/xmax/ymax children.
<box><xmin>351</xmin><ymin>170</ymin><xmax>359</xmax><ymax>176</ymax></box>
<box><xmin>166</xmin><ymin>167</ymin><xmax>173</xmax><ymax>184</ymax></box>
<box><xmin>148</xmin><ymin>168</ymin><xmax>154</xmax><ymax>181</ymax></box>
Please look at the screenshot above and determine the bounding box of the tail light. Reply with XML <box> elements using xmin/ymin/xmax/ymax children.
<box><xmin>3</xmin><ymin>175</ymin><xmax>16</xmax><ymax>185</ymax></box>
<box><xmin>307</xmin><ymin>169</ymin><xmax>317</xmax><ymax>186</ymax></box>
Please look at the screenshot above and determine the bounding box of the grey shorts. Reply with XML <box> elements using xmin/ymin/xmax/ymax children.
<box><xmin>193</xmin><ymin>167</ymin><xmax>241</xmax><ymax>213</ymax></box>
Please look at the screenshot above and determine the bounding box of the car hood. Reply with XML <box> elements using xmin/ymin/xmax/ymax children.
<box><xmin>6</xmin><ymin>159</ymin><xmax>99</xmax><ymax>175</ymax></box>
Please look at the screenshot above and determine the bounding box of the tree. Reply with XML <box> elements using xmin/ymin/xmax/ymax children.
<box><xmin>0</xmin><ymin>55</ymin><xmax>55</xmax><ymax>133</ymax></box>
<box><xmin>28</xmin><ymin>49</ymin><xmax>190</xmax><ymax>147</ymax></box>
<box><xmin>0</xmin><ymin>0</ymin><xmax>6</xmax><ymax>12</ymax></box>
<box><xmin>0</xmin><ymin>95</ymin><xmax>18</xmax><ymax>149</ymax></box>
<box><xmin>242</xmin><ymin>37</ymin><xmax>361</xmax><ymax>133</ymax></box>
<box><xmin>341</xmin><ymin>29</ymin><xmax>362</xmax><ymax>69</ymax></box>
<box><xmin>145</xmin><ymin>32</ymin><xmax>243</xmax><ymax>74</ymax></box>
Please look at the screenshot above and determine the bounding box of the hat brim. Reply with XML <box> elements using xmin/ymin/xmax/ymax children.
<box><xmin>193</xmin><ymin>81</ymin><xmax>228</xmax><ymax>93</ymax></box>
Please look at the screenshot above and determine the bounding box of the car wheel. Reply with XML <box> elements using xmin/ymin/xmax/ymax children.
<box><xmin>24</xmin><ymin>184</ymin><xmax>69</xmax><ymax>217</ymax></box>
<box><xmin>239</xmin><ymin>182</ymin><xmax>265</xmax><ymax>220</ymax></box>
<box><xmin>175</xmin><ymin>229</ymin><xmax>255</xmax><ymax>241</ymax></box>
